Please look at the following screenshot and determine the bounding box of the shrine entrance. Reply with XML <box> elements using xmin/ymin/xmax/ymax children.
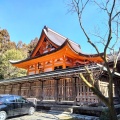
<box><xmin>42</xmin><ymin>78</ymin><xmax>75</xmax><ymax>101</ymax></box>
<box><xmin>43</xmin><ymin>80</ymin><xmax>55</xmax><ymax>100</ymax></box>
<box><xmin>58</xmin><ymin>78</ymin><xmax>75</xmax><ymax>101</ymax></box>
<box><xmin>75</xmin><ymin>77</ymin><xmax>99</xmax><ymax>103</ymax></box>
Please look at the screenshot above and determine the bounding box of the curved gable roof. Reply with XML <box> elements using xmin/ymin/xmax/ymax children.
<box><xmin>30</xmin><ymin>26</ymin><xmax>82</xmax><ymax>58</ymax></box>
<box><xmin>43</xmin><ymin>26</ymin><xmax>82</xmax><ymax>53</ymax></box>
<box><xmin>10</xmin><ymin>26</ymin><xmax>103</xmax><ymax>66</ymax></box>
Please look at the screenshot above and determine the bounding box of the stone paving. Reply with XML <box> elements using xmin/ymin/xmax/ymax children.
<box><xmin>7</xmin><ymin>110</ymin><xmax>100</xmax><ymax>120</ymax></box>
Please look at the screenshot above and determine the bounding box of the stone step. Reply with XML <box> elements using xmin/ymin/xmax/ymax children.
<box><xmin>37</xmin><ymin>104</ymin><xmax>73</xmax><ymax>112</ymax></box>
<box><xmin>36</xmin><ymin>103</ymin><xmax>120</xmax><ymax>118</ymax></box>
<box><xmin>50</xmin><ymin>105</ymin><xmax>73</xmax><ymax>113</ymax></box>
<box><xmin>47</xmin><ymin>110</ymin><xmax>100</xmax><ymax>120</ymax></box>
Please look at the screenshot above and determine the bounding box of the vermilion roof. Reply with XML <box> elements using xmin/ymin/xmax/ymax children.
<box><xmin>10</xmin><ymin>26</ymin><xmax>103</xmax><ymax>66</ymax></box>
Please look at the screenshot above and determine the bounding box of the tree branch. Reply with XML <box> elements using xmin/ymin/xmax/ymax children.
<box><xmin>79</xmin><ymin>73</ymin><xmax>109</xmax><ymax>106</ymax></box>
<box><xmin>112</xmin><ymin>11</ymin><xmax>120</xmax><ymax>21</ymax></box>
<box><xmin>104</xmin><ymin>0</ymin><xmax>115</xmax><ymax>54</ymax></box>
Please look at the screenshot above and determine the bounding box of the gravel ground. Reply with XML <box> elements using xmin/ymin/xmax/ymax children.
<box><xmin>7</xmin><ymin>110</ymin><xmax>100</xmax><ymax>120</ymax></box>
<box><xmin>7</xmin><ymin>111</ymin><xmax>71</xmax><ymax>120</ymax></box>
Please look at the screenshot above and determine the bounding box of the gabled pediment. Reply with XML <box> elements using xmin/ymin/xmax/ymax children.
<box><xmin>31</xmin><ymin>30</ymin><xmax>59</xmax><ymax>58</ymax></box>
<box><xmin>34</xmin><ymin>37</ymin><xmax>57</xmax><ymax>57</ymax></box>
<box><xmin>30</xmin><ymin>26</ymin><xmax>82</xmax><ymax>58</ymax></box>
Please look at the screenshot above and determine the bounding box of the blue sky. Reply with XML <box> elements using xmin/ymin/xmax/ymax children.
<box><xmin>0</xmin><ymin>0</ymin><xmax>112</xmax><ymax>53</ymax></box>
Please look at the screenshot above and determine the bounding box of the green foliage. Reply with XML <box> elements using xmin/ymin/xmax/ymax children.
<box><xmin>28</xmin><ymin>37</ymin><xmax>38</xmax><ymax>56</ymax></box>
<box><xmin>100</xmin><ymin>109</ymin><xmax>110</xmax><ymax>120</ymax></box>
<box><xmin>0</xmin><ymin>28</ymin><xmax>39</xmax><ymax>80</ymax></box>
<box><xmin>0</xmin><ymin>29</ymin><xmax>10</xmax><ymax>42</ymax></box>
<box><xmin>0</xmin><ymin>29</ymin><xmax>10</xmax><ymax>53</ymax></box>
<box><xmin>0</xmin><ymin>28</ymin><xmax>28</xmax><ymax>80</ymax></box>
<box><xmin>16</xmin><ymin>41</ymin><xmax>28</xmax><ymax>58</ymax></box>
<box><xmin>0</xmin><ymin>49</ymin><xmax>26</xmax><ymax>79</ymax></box>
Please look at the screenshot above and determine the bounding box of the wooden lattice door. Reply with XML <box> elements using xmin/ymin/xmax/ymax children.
<box><xmin>58</xmin><ymin>78</ymin><xmax>74</xmax><ymax>101</ymax></box>
<box><xmin>43</xmin><ymin>80</ymin><xmax>55</xmax><ymax>100</ymax></box>
<box><xmin>76</xmin><ymin>77</ymin><xmax>99</xmax><ymax>103</ymax></box>
<box><xmin>30</xmin><ymin>81</ymin><xmax>42</xmax><ymax>98</ymax></box>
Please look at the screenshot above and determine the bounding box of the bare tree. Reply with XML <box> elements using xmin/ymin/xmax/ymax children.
<box><xmin>69</xmin><ymin>0</ymin><xmax>120</xmax><ymax>120</ymax></box>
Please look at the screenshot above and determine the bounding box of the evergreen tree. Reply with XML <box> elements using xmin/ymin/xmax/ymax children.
<box><xmin>0</xmin><ymin>49</ymin><xmax>26</xmax><ymax>79</ymax></box>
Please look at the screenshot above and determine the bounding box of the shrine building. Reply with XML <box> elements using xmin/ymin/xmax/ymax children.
<box><xmin>0</xmin><ymin>26</ymin><xmax>120</xmax><ymax>106</ymax></box>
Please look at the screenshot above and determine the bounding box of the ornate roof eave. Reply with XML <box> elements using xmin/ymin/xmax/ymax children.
<box><xmin>64</xmin><ymin>37</ymin><xmax>103</xmax><ymax>58</ymax></box>
<box><xmin>66</xmin><ymin>39</ymin><xmax>80</xmax><ymax>54</ymax></box>
<box><xmin>10</xmin><ymin>40</ymin><xmax>68</xmax><ymax>67</ymax></box>
<box><xmin>28</xmin><ymin>26</ymin><xmax>83</xmax><ymax>58</ymax></box>
<box><xmin>66</xmin><ymin>38</ymin><xmax>103</xmax><ymax>62</ymax></box>
<box><xmin>29</xmin><ymin>29</ymin><xmax>44</xmax><ymax>58</ymax></box>
<box><xmin>29</xmin><ymin>29</ymin><xmax>59</xmax><ymax>58</ymax></box>
<box><xmin>26</xmin><ymin>26</ymin><xmax>103</xmax><ymax>60</ymax></box>
<box><xmin>79</xmin><ymin>51</ymin><xmax>104</xmax><ymax>57</ymax></box>
<box><xmin>10</xmin><ymin>40</ymin><xmax>103</xmax><ymax>68</ymax></box>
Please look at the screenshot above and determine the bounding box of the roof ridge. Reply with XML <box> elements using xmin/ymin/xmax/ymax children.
<box><xmin>46</xmin><ymin>27</ymin><xmax>66</xmax><ymax>39</ymax></box>
<box><xmin>68</xmin><ymin>39</ymin><xmax>80</xmax><ymax>47</ymax></box>
<box><xmin>44</xmin><ymin>26</ymin><xmax>80</xmax><ymax>46</ymax></box>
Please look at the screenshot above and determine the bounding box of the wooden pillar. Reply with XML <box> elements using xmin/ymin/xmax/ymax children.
<box><xmin>54</xmin><ymin>78</ymin><xmax>59</xmax><ymax>102</ymax></box>
<box><xmin>64</xmin><ymin>78</ymin><xmax>66</xmax><ymax>100</ymax></box>
<box><xmin>52</xmin><ymin>59</ymin><xmax>54</xmax><ymax>71</ymax></box>
<box><xmin>4</xmin><ymin>85</ymin><xmax>6</xmax><ymax>94</ymax></box>
<box><xmin>28</xmin><ymin>82</ymin><xmax>32</xmax><ymax>97</ymax></box>
<box><xmin>27</xmin><ymin>66</ymin><xmax>29</xmax><ymax>75</ymax></box>
<box><xmin>10</xmin><ymin>84</ymin><xmax>13</xmax><ymax>94</ymax></box>
<box><xmin>63</xmin><ymin>55</ymin><xmax>66</xmax><ymax>69</ymax></box>
<box><xmin>35</xmin><ymin>64</ymin><xmax>37</xmax><ymax>74</ymax></box>
<box><xmin>41</xmin><ymin>81</ymin><xmax>44</xmax><ymax>100</ymax></box>
<box><xmin>43</xmin><ymin>62</ymin><xmax>45</xmax><ymax>72</ymax></box>
<box><xmin>74</xmin><ymin>77</ymin><xmax>77</xmax><ymax>102</ymax></box>
<box><xmin>18</xmin><ymin>83</ymin><xmax>22</xmax><ymax>95</ymax></box>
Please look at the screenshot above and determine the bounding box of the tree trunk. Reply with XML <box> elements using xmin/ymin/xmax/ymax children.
<box><xmin>108</xmin><ymin>74</ymin><xmax>118</xmax><ymax>120</ymax></box>
<box><xmin>109</xmin><ymin>104</ymin><xmax>118</xmax><ymax>120</ymax></box>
